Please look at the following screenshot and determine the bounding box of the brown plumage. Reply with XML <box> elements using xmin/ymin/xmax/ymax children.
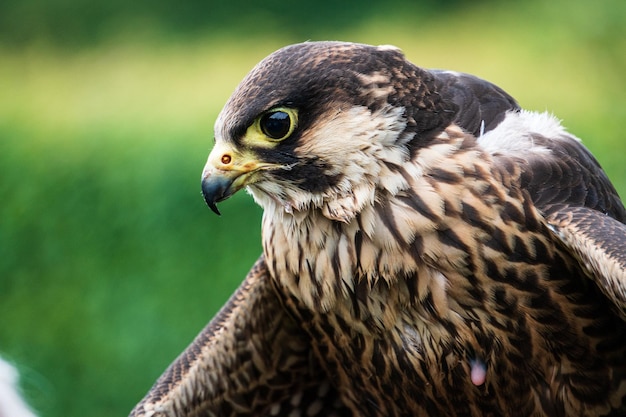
<box><xmin>130</xmin><ymin>41</ymin><xmax>626</xmax><ymax>417</ymax></box>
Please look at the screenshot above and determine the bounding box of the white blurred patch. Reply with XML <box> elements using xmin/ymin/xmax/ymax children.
<box><xmin>0</xmin><ymin>357</ymin><xmax>37</xmax><ymax>417</ymax></box>
<box><xmin>376</xmin><ymin>44</ymin><xmax>402</xmax><ymax>52</ymax></box>
<box><xmin>478</xmin><ymin>110</ymin><xmax>576</xmax><ymax>155</ymax></box>
<box><xmin>439</xmin><ymin>70</ymin><xmax>463</xmax><ymax>78</ymax></box>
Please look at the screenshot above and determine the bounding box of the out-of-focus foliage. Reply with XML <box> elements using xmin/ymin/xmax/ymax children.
<box><xmin>0</xmin><ymin>0</ymin><xmax>469</xmax><ymax>47</ymax></box>
<box><xmin>0</xmin><ymin>0</ymin><xmax>624</xmax><ymax>416</ymax></box>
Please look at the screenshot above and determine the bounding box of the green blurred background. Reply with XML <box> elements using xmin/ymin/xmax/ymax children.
<box><xmin>0</xmin><ymin>0</ymin><xmax>624</xmax><ymax>415</ymax></box>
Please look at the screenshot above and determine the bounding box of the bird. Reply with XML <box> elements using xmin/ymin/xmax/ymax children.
<box><xmin>130</xmin><ymin>41</ymin><xmax>626</xmax><ymax>417</ymax></box>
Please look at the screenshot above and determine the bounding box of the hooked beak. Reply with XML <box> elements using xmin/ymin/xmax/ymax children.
<box><xmin>201</xmin><ymin>171</ymin><xmax>239</xmax><ymax>215</ymax></box>
<box><xmin>200</xmin><ymin>142</ymin><xmax>260</xmax><ymax>215</ymax></box>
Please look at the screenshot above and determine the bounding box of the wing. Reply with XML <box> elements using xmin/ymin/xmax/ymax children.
<box><xmin>130</xmin><ymin>256</ymin><xmax>351</xmax><ymax>417</ymax></box>
<box><xmin>432</xmin><ymin>69</ymin><xmax>520</xmax><ymax>136</ymax></box>
<box><xmin>546</xmin><ymin>206</ymin><xmax>626</xmax><ymax>320</ymax></box>
<box><xmin>482</xmin><ymin>111</ymin><xmax>626</xmax><ymax>321</ymax></box>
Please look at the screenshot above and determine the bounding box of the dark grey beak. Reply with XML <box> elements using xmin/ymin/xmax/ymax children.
<box><xmin>201</xmin><ymin>175</ymin><xmax>237</xmax><ymax>216</ymax></box>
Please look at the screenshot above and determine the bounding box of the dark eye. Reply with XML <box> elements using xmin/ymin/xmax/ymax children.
<box><xmin>259</xmin><ymin>110</ymin><xmax>295</xmax><ymax>140</ymax></box>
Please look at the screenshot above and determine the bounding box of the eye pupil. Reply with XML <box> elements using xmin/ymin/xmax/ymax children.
<box><xmin>260</xmin><ymin>110</ymin><xmax>292</xmax><ymax>140</ymax></box>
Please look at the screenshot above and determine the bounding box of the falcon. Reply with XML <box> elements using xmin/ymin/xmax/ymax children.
<box><xmin>130</xmin><ymin>41</ymin><xmax>626</xmax><ymax>417</ymax></box>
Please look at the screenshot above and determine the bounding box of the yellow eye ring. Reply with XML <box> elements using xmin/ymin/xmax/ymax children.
<box><xmin>257</xmin><ymin>107</ymin><xmax>298</xmax><ymax>141</ymax></box>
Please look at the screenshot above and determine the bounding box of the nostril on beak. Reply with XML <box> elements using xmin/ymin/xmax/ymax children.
<box><xmin>220</xmin><ymin>154</ymin><xmax>232</xmax><ymax>165</ymax></box>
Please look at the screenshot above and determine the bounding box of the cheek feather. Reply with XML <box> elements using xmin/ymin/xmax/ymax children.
<box><xmin>279</xmin><ymin>104</ymin><xmax>412</xmax><ymax>221</ymax></box>
<box><xmin>294</xmin><ymin>104</ymin><xmax>408</xmax><ymax>174</ymax></box>
<box><xmin>248</xmin><ymin>103</ymin><xmax>413</xmax><ymax>221</ymax></box>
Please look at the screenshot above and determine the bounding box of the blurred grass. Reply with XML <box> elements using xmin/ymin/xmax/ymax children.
<box><xmin>0</xmin><ymin>1</ymin><xmax>624</xmax><ymax>416</ymax></box>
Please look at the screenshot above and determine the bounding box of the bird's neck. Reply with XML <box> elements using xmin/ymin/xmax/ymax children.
<box><xmin>261</xmin><ymin>125</ymin><xmax>480</xmax><ymax>320</ymax></box>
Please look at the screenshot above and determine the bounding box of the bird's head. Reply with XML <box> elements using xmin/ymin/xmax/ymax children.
<box><xmin>201</xmin><ymin>41</ymin><xmax>455</xmax><ymax>221</ymax></box>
